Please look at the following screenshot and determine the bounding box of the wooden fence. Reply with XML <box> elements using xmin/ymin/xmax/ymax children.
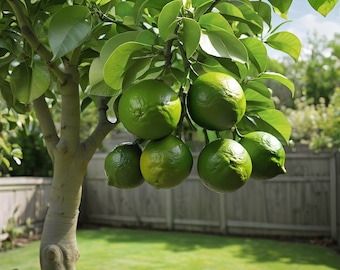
<box><xmin>0</xmin><ymin>177</ymin><xmax>52</xmax><ymax>231</ymax></box>
<box><xmin>83</xmin><ymin>143</ymin><xmax>340</xmax><ymax>240</ymax></box>
<box><xmin>0</xmin><ymin>137</ymin><xmax>339</xmax><ymax>242</ymax></box>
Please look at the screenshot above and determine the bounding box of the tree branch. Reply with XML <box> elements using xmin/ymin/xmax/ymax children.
<box><xmin>57</xmin><ymin>75</ymin><xmax>81</xmax><ymax>155</ymax></box>
<box><xmin>7</xmin><ymin>0</ymin><xmax>67</xmax><ymax>84</ymax></box>
<box><xmin>32</xmin><ymin>96</ymin><xmax>59</xmax><ymax>158</ymax></box>
<box><xmin>206</xmin><ymin>0</ymin><xmax>220</xmax><ymax>13</ymax></box>
<box><xmin>81</xmin><ymin>97</ymin><xmax>118</xmax><ymax>159</ymax></box>
<box><xmin>69</xmin><ymin>46</ymin><xmax>82</xmax><ymax>67</ymax></box>
<box><xmin>52</xmin><ymin>41</ymin><xmax>86</xmax><ymax>153</ymax></box>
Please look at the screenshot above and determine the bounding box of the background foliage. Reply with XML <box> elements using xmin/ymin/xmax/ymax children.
<box><xmin>274</xmin><ymin>34</ymin><xmax>340</xmax><ymax>151</ymax></box>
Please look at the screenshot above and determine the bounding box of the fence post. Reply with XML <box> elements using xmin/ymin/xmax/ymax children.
<box><xmin>330</xmin><ymin>152</ymin><xmax>337</xmax><ymax>240</ymax></box>
<box><xmin>165</xmin><ymin>189</ymin><xmax>173</xmax><ymax>230</ymax></box>
<box><xmin>219</xmin><ymin>194</ymin><xmax>226</xmax><ymax>233</ymax></box>
<box><xmin>335</xmin><ymin>152</ymin><xmax>340</xmax><ymax>247</ymax></box>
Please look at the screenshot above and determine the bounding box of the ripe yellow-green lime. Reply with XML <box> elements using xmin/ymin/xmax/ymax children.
<box><xmin>140</xmin><ymin>135</ymin><xmax>193</xmax><ymax>189</ymax></box>
<box><xmin>239</xmin><ymin>131</ymin><xmax>286</xmax><ymax>179</ymax></box>
<box><xmin>104</xmin><ymin>142</ymin><xmax>144</xmax><ymax>189</ymax></box>
<box><xmin>187</xmin><ymin>72</ymin><xmax>246</xmax><ymax>130</ymax></box>
<box><xmin>197</xmin><ymin>139</ymin><xmax>252</xmax><ymax>193</ymax></box>
<box><xmin>118</xmin><ymin>80</ymin><xmax>181</xmax><ymax>140</ymax></box>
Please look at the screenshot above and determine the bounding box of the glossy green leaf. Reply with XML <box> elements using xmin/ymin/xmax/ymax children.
<box><xmin>199</xmin><ymin>13</ymin><xmax>233</xmax><ymax>34</ymax></box>
<box><xmin>133</xmin><ymin>0</ymin><xmax>173</xmax><ymax>24</ymax></box>
<box><xmin>199</xmin><ymin>30</ymin><xmax>248</xmax><ymax>64</ymax></box>
<box><xmin>251</xmin><ymin>1</ymin><xmax>272</xmax><ymax>27</ymax></box>
<box><xmin>266</xmin><ymin>32</ymin><xmax>301</xmax><ymax>62</ymax></box>
<box><xmin>48</xmin><ymin>6</ymin><xmax>91</xmax><ymax>61</ymax></box>
<box><xmin>136</xmin><ymin>30</ymin><xmax>157</xmax><ymax>46</ymax></box>
<box><xmin>241</xmin><ymin>37</ymin><xmax>267</xmax><ymax>73</ymax></box>
<box><xmin>10</xmin><ymin>61</ymin><xmax>50</xmax><ymax>104</ymax></box>
<box><xmin>192</xmin><ymin>0</ymin><xmax>214</xmax><ymax>19</ymax></box>
<box><xmin>80</xmin><ymin>96</ymin><xmax>93</xmax><ymax>112</ymax></box>
<box><xmin>0</xmin><ymin>79</ymin><xmax>14</xmax><ymax>109</ymax></box>
<box><xmin>89</xmin><ymin>58</ymin><xmax>115</xmax><ymax>96</ymax></box>
<box><xmin>198</xmin><ymin>58</ymin><xmax>241</xmax><ymax>79</ymax></box>
<box><xmin>244</xmin><ymin>81</ymin><xmax>274</xmax><ymax>111</ymax></box>
<box><xmin>268</xmin><ymin>0</ymin><xmax>293</xmax><ymax>18</ymax></box>
<box><xmin>31</xmin><ymin>60</ymin><xmax>50</xmax><ymax>98</ymax></box>
<box><xmin>103</xmin><ymin>42</ymin><xmax>153</xmax><ymax>90</ymax></box>
<box><xmin>122</xmin><ymin>57</ymin><xmax>153</xmax><ymax>90</ymax></box>
<box><xmin>254</xmin><ymin>72</ymin><xmax>295</xmax><ymax>96</ymax></box>
<box><xmin>256</xmin><ymin>109</ymin><xmax>291</xmax><ymax>143</ymax></box>
<box><xmin>0</xmin><ymin>38</ymin><xmax>11</xmax><ymax>53</ymax></box>
<box><xmin>244</xmin><ymin>81</ymin><xmax>272</xmax><ymax>99</ymax></box>
<box><xmin>158</xmin><ymin>0</ymin><xmax>182</xmax><ymax>41</ymax></box>
<box><xmin>217</xmin><ymin>2</ymin><xmax>263</xmax><ymax>34</ymax></box>
<box><xmin>308</xmin><ymin>0</ymin><xmax>339</xmax><ymax>16</ymax></box>
<box><xmin>244</xmin><ymin>88</ymin><xmax>275</xmax><ymax>111</ymax></box>
<box><xmin>116</xmin><ymin>1</ymin><xmax>134</xmax><ymax>19</ymax></box>
<box><xmin>133</xmin><ymin>0</ymin><xmax>150</xmax><ymax>24</ymax></box>
<box><xmin>238</xmin><ymin>109</ymin><xmax>291</xmax><ymax>144</ymax></box>
<box><xmin>217</xmin><ymin>2</ymin><xmax>245</xmax><ymax>20</ymax></box>
<box><xmin>100</xmin><ymin>31</ymin><xmax>139</xmax><ymax>64</ymax></box>
<box><xmin>11</xmin><ymin>63</ymin><xmax>31</xmax><ymax>104</ymax></box>
<box><xmin>181</xmin><ymin>18</ymin><xmax>201</xmax><ymax>58</ymax></box>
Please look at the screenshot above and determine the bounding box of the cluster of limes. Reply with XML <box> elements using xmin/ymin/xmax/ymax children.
<box><xmin>104</xmin><ymin>72</ymin><xmax>286</xmax><ymax>193</ymax></box>
<box><xmin>105</xmin><ymin>80</ymin><xmax>193</xmax><ymax>189</ymax></box>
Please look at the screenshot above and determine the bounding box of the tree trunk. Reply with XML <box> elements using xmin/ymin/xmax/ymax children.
<box><xmin>6</xmin><ymin>1</ymin><xmax>118</xmax><ymax>269</ymax></box>
<box><xmin>40</xmin><ymin>150</ymin><xmax>87</xmax><ymax>270</ymax></box>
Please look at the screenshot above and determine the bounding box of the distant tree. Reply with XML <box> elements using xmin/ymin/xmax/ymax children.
<box><xmin>279</xmin><ymin>33</ymin><xmax>340</xmax><ymax>106</ymax></box>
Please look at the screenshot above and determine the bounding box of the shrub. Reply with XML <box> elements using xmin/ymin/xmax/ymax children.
<box><xmin>282</xmin><ymin>87</ymin><xmax>340</xmax><ymax>151</ymax></box>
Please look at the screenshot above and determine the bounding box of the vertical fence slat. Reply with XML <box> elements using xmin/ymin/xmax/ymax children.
<box><xmin>219</xmin><ymin>194</ymin><xmax>226</xmax><ymax>233</ymax></box>
<box><xmin>165</xmin><ymin>189</ymin><xmax>173</xmax><ymax>230</ymax></box>
<box><xmin>330</xmin><ymin>152</ymin><xmax>337</xmax><ymax>239</ymax></box>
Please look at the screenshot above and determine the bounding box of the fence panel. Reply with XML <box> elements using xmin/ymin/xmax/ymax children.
<box><xmin>0</xmin><ymin>177</ymin><xmax>52</xmax><ymax>230</ymax></box>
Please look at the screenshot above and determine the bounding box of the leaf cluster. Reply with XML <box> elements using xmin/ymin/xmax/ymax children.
<box><xmin>0</xmin><ymin>0</ymin><xmax>338</xmax><ymax>150</ymax></box>
<box><xmin>0</xmin><ymin>103</ymin><xmax>52</xmax><ymax>176</ymax></box>
<box><xmin>96</xmin><ymin>0</ymin><xmax>301</xmax><ymax>144</ymax></box>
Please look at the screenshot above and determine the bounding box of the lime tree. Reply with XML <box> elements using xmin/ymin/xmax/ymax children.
<box><xmin>3</xmin><ymin>0</ymin><xmax>337</xmax><ymax>268</ymax></box>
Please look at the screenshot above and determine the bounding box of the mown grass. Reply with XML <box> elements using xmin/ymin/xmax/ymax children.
<box><xmin>1</xmin><ymin>227</ymin><xmax>339</xmax><ymax>270</ymax></box>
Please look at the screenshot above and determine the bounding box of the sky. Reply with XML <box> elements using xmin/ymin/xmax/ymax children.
<box><xmin>268</xmin><ymin>1</ymin><xmax>340</xmax><ymax>59</ymax></box>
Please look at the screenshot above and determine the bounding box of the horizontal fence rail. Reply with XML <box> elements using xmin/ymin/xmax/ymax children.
<box><xmin>83</xmin><ymin>140</ymin><xmax>340</xmax><ymax>239</ymax></box>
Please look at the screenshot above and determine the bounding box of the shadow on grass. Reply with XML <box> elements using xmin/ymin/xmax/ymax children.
<box><xmin>78</xmin><ymin>227</ymin><xmax>340</xmax><ymax>269</ymax></box>
<box><xmin>235</xmin><ymin>237</ymin><xmax>340</xmax><ymax>268</ymax></box>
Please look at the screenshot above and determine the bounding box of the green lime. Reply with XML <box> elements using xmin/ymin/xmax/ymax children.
<box><xmin>104</xmin><ymin>142</ymin><xmax>144</xmax><ymax>189</ymax></box>
<box><xmin>118</xmin><ymin>80</ymin><xmax>181</xmax><ymax>140</ymax></box>
<box><xmin>197</xmin><ymin>139</ymin><xmax>252</xmax><ymax>193</ymax></box>
<box><xmin>239</xmin><ymin>131</ymin><xmax>286</xmax><ymax>179</ymax></box>
<box><xmin>187</xmin><ymin>72</ymin><xmax>246</xmax><ymax>130</ymax></box>
<box><xmin>140</xmin><ymin>135</ymin><xmax>193</xmax><ymax>189</ymax></box>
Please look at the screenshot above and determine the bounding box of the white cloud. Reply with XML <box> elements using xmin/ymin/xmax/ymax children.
<box><xmin>268</xmin><ymin>12</ymin><xmax>340</xmax><ymax>59</ymax></box>
<box><xmin>287</xmin><ymin>14</ymin><xmax>340</xmax><ymax>41</ymax></box>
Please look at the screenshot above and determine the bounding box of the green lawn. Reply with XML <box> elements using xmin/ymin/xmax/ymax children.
<box><xmin>1</xmin><ymin>227</ymin><xmax>340</xmax><ymax>270</ymax></box>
